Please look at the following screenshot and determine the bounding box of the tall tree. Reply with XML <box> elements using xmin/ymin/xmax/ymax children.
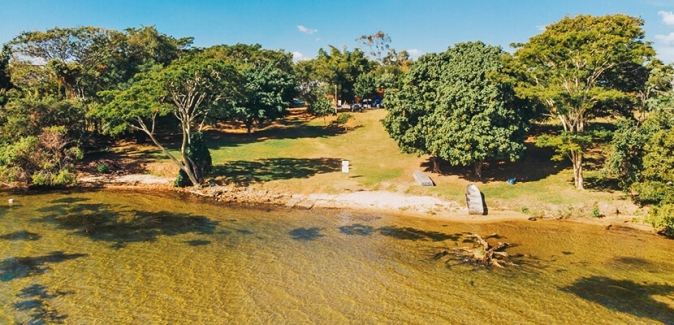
<box><xmin>93</xmin><ymin>54</ymin><xmax>239</xmax><ymax>186</ymax></box>
<box><xmin>0</xmin><ymin>45</ymin><xmax>12</xmax><ymax>103</ymax></box>
<box><xmin>8</xmin><ymin>26</ymin><xmax>115</xmax><ymax>99</ymax></box>
<box><xmin>313</xmin><ymin>45</ymin><xmax>371</xmax><ymax>104</ymax></box>
<box><xmin>293</xmin><ymin>59</ymin><xmax>324</xmax><ymax>107</ymax></box>
<box><xmin>204</xmin><ymin>44</ymin><xmax>297</xmax><ymax>133</ymax></box>
<box><xmin>356</xmin><ymin>31</ymin><xmax>392</xmax><ymax>65</ymax></box>
<box><xmin>512</xmin><ymin>14</ymin><xmax>655</xmax><ymax>189</ymax></box>
<box><xmin>382</xmin><ymin>41</ymin><xmax>528</xmax><ymax>176</ymax></box>
<box><xmin>606</xmin><ymin>110</ymin><xmax>674</xmax><ymax>236</ymax></box>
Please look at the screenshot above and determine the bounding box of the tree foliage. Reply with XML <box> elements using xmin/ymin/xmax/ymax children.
<box><xmin>203</xmin><ymin>44</ymin><xmax>297</xmax><ymax>133</ymax></box>
<box><xmin>308</xmin><ymin>97</ymin><xmax>334</xmax><ymax>125</ymax></box>
<box><xmin>175</xmin><ymin>131</ymin><xmax>212</xmax><ymax>187</ymax></box>
<box><xmin>0</xmin><ymin>96</ymin><xmax>86</xmax><ymax>142</ymax></box>
<box><xmin>312</xmin><ymin>46</ymin><xmax>371</xmax><ymax>103</ymax></box>
<box><xmin>356</xmin><ymin>31</ymin><xmax>391</xmax><ymax>64</ymax></box>
<box><xmin>94</xmin><ymin>54</ymin><xmax>238</xmax><ymax>186</ymax></box>
<box><xmin>0</xmin><ymin>126</ymin><xmax>82</xmax><ymax>187</ymax></box>
<box><xmin>382</xmin><ymin>41</ymin><xmax>528</xmax><ymax>176</ymax></box>
<box><xmin>513</xmin><ymin>14</ymin><xmax>655</xmax><ymax>189</ymax></box>
<box><xmin>606</xmin><ymin>110</ymin><xmax>674</xmax><ymax>236</ymax></box>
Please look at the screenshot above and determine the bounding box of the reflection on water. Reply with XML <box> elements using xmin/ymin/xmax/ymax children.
<box><xmin>0</xmin><ymin>190</ymin><xmax>673</xmax><ymax>324</ymax></box>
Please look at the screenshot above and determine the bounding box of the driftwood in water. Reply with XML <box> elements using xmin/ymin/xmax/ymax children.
<box><xmin>436</xmin><ymin>233</ymin><xmax>516</xmax><ymax>268</ymax></box>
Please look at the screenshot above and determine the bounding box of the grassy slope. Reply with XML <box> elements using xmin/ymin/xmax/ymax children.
<box><xmin>150</xmin><ymin>109</ymin><xmax>640</xmax><ymax>218</ymax></box>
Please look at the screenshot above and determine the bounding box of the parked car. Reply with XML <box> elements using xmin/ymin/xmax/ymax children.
<box><xmin>352</xmin><ymin>104</ymin><xmax>363</xmax><ymax>112</ymax></box>
<box><xmin>373</xmin><ymin>97</ymin><xmax>383</xmax><ymax>108</ymax></box>
<box><xmin>290</xmin><ymin>99</ymin><xmax>305</xmax><ymax>107</ymax></box>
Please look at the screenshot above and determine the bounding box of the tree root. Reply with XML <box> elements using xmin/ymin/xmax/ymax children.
<box><xmin>436</xmin><ymin>233</ymin><xmax>517</xmax><ymax>268</ymax></box>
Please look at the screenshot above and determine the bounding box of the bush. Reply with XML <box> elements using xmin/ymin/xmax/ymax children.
<box><xmin>646</xmin><ymin>203</ymin><xmax>674</xmax><ymax>237</ymax></box>
<box><xmin>97</xmin><ymin>163</ymin><xmax>110</xmax><ymax>174</ymax></box>
<box><xmin>174</xmin><ymin>170</ymin><xmax>190</xmax><ymax>187</ymax></box>
<box><xmin>308</xmin><ymin>97</ymin><xmax>334</xmax><ymax>125</ymax></box>
<box><xmin>336</xmin><ymin>113</ymin><xmax>353</xmax><ymax>125</ymax></box>
<box><xmin>0</xmin><ymin>127</ymin><xmax>81</xmax><ymax>187</ymax></box>
<box><xmin>174</xmin><ymin>132</ymin><xmax>212</xmax><ymax>187</ymax></box>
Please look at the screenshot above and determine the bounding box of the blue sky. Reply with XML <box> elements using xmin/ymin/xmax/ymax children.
<box><xmin>3</xmin><ymin>0</ymin><xmax>674</xmax><ymax>62</ymax></box>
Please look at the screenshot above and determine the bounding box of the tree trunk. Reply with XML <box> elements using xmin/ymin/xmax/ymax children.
<box><xmin>432</xmin><ymin>156</ymin><xmax>442</xmax><ymax>173</ymax></box>
<box><xmin>571</xmin><ymin>151</ymin><xmax>584</xmax><ymax>190</ymax></box>
<box><xmin>145</xmin><ymin>130</ymin><xmax>200</xmax><ymax>187</ymax></box>
<box><xmin>134</xmin><ymin>118</ymin><xmax>200</xmax><ymax>187</ymax></box>
<box><xmin>246</xmin><ymin>119</ymin><xmax>253</xmax><ymax>134</ymax></box>
<box><xmin>473</xmin><ymin>161</ymin><xmax>483</xmax><ymax>178</ymax></box>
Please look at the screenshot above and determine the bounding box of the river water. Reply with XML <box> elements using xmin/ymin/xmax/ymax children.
<box><xmin>0</xmin><ymin>190</ymin><xmax>673</xmax><ymax>324</ymax></box>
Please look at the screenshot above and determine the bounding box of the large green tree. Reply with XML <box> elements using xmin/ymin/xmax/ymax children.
<box><xmin>312</xmin><ymin>46</ymin><xmax>371</xmax><ymax>104</ymax></box>
<box><xmin>382</xmin><ymin>41</ymin><xmax>528</xmax><ymax>176</ymax></box>
<box><xmin>94</xmin><ymin>54</ymin><xmax>239</xmax><ymax>186</ymax></box>
<box><xmin>203</xmin><ymin>44</ymin><xmax>297</xmax><ymax>133</ymax></box>
<box><xmin>0</xmin><ymin>45</ymin><xmax>11</xmax><ymax>105</ymax></box>
<box><xmin>512</xmin><ymin>14</ymin><xmax>655</xmax><ymax>189</ymax></box>
<box><xmin>606</xmin><ymin>110</ymin><xmax>674</xmax><ymax>236</ymax></box>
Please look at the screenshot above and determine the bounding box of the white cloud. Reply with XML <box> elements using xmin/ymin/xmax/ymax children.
<box><xmin>297</xmin><ymin>25</ymin><xmax>317</xmax><ymax>34</ymax></box>
<box><xmin>406</xmin><ymin>49</ymin><xmax>424</xmax><ymax>59</ymax></box>
<box><xmin>292</xmin><ymin>51</ymin><xmax>306</xmax><ymax>61</ymax></box>
<box><xmin>536</xmin><ymin>25</ymin><xmax>547</xmax><ymax>32</ymax></box>
<box><xmin>656</xmin><ymin>32</ymin><xmax>674</xmax><ymax>46</ymax></box>
<box><xmin>659</xmin><ymin>11</ymin><xmax>674</xmax><ymax>25</ymax></box>
<box><xmin>656</xmin><ymin>46</ymin><xmax>674</xmax><ymax>63</ymax></box>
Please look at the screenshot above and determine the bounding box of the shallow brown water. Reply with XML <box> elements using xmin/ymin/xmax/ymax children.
<box><xmin>0</xmin><ymin>190</ymin><xmax>673</xmax><ymax>324</ymax></box>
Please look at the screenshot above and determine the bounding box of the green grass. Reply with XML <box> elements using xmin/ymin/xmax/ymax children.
<box><xmin>153</xmin><ymin>109</ymin><xmax>638</xmax><ymax>216</ymax></box>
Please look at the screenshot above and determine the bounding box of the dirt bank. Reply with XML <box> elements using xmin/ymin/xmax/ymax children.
<box><xmin>72</xmin><ymin>173</ymin><xmax>655</xmax><ymax>234</ymax></box>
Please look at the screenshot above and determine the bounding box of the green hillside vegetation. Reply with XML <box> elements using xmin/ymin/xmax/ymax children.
<box><xmin>1</xmin><ymin>15</ymin><xmax>673</xmax><ymax>235</ymax></box>
<box><xmin>134</xmin><ymin>109</ymin><xmax>631</xmax><ymax>219</ymax></box>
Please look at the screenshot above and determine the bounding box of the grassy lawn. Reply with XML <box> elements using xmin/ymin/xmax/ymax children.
<box><xmin>127</xmin><ymin>108</ymin><xmax>639</xmax><ymax>217</ymax></box>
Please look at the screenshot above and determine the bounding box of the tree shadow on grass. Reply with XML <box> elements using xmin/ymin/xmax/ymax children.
<box><xmin>146</xmin><ymin>118</ymin><xmax>348</xmax><ymax>152</ymax></box>
<box><xmin>185</xmin><ymin>239</ymin><xmax>211</xmax><ymax>246</ymax></box>
<box><xmin>583</xmin><ymin>176</ymin><xmax>622</xmax><ymax>192</ymax></box>
<box><xmin>15</xmin><ymin>284</ymin><xmax>73</xmax><ymax>324</ymax></box>
<box><xmin>0</xmin><ymin>251</ymin><xmax>88</xmax><ymax>282</ymax></box>
<box><xmin>35</xmin><ymin>202</ymin><xmax>219</xmax><ymax>249</ymax></box>
<box><xmin>202</xmin><ymin>124</ymin><xmax>347</xmax><ymax>150</ymax></box>
<box><xmin>562</xmin><ymin>276</ymin><xmax>674</xmax><ymax>324</ymax></box>
<box><xmin>213</xmin><ymin>158</ymin><xmax>342</xmax><ymax>186</ymax></box>
<box><xmin>0</xmin><ymin>230</ymin><xmax>41</xmax><ymax>241</ymax></box>
<box><xmin>422</xmin><ymin>142</ymin><xmax>569</xmax><ymax>183</ymax></box>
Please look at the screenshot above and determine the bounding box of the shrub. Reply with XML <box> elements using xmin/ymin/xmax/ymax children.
<box><xmin>0</xmin><ymin>127</ymin><xmax>81</xmax><ymax>187</ymax></box>
<box><xmin>646</xmin><ymin>203</ymin><xmax>674</xmax><ymax>237</ymax></box>
<box><xmin>97</xmin><ymin>163</ymin><xmax>110</xmax><ymax>174</ymax></box>
<box><xmin>175</xmin><ymin>131</ymin><xmax>212</xmax><ymax>187</ymax></box>
<box><xmin>336</xmin><ymin>113</ymin><xmax>353</xmax><ymax>125</ymax></box>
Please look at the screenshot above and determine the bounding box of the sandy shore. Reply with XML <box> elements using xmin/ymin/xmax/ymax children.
<box><xmin>76</xmin><ymin>173</ymin><xmax>654</xmax><ymax>232</ymax></box>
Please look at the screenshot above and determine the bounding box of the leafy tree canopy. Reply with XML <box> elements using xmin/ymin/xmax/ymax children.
<box><xmin>513</xmin><ymin>14</ymin><xmax>654</xmax><ymax>132</ymax></box>
<box><xmin>93</xmin><ymin>53</ymin><xmax>239</xmax><ymax>185</ymax></box>
<box><xmin>202</xmin><ymin>44</ymin><xmax>298</xmax><ymax>133</ymax></box>
<box><xmin>512</xmin><ymin>14</ymin><xmax>655</xmax><ymax>189</ymax></box>
<box><xmin>382</xmin><ymin>41</ymin><xmax>529</xmax><ymax>176</ymax></box>
<box><xmin>312</xmin><ymin>45</ymin><xmax>371</xmax><ymax>103</ymax></box>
